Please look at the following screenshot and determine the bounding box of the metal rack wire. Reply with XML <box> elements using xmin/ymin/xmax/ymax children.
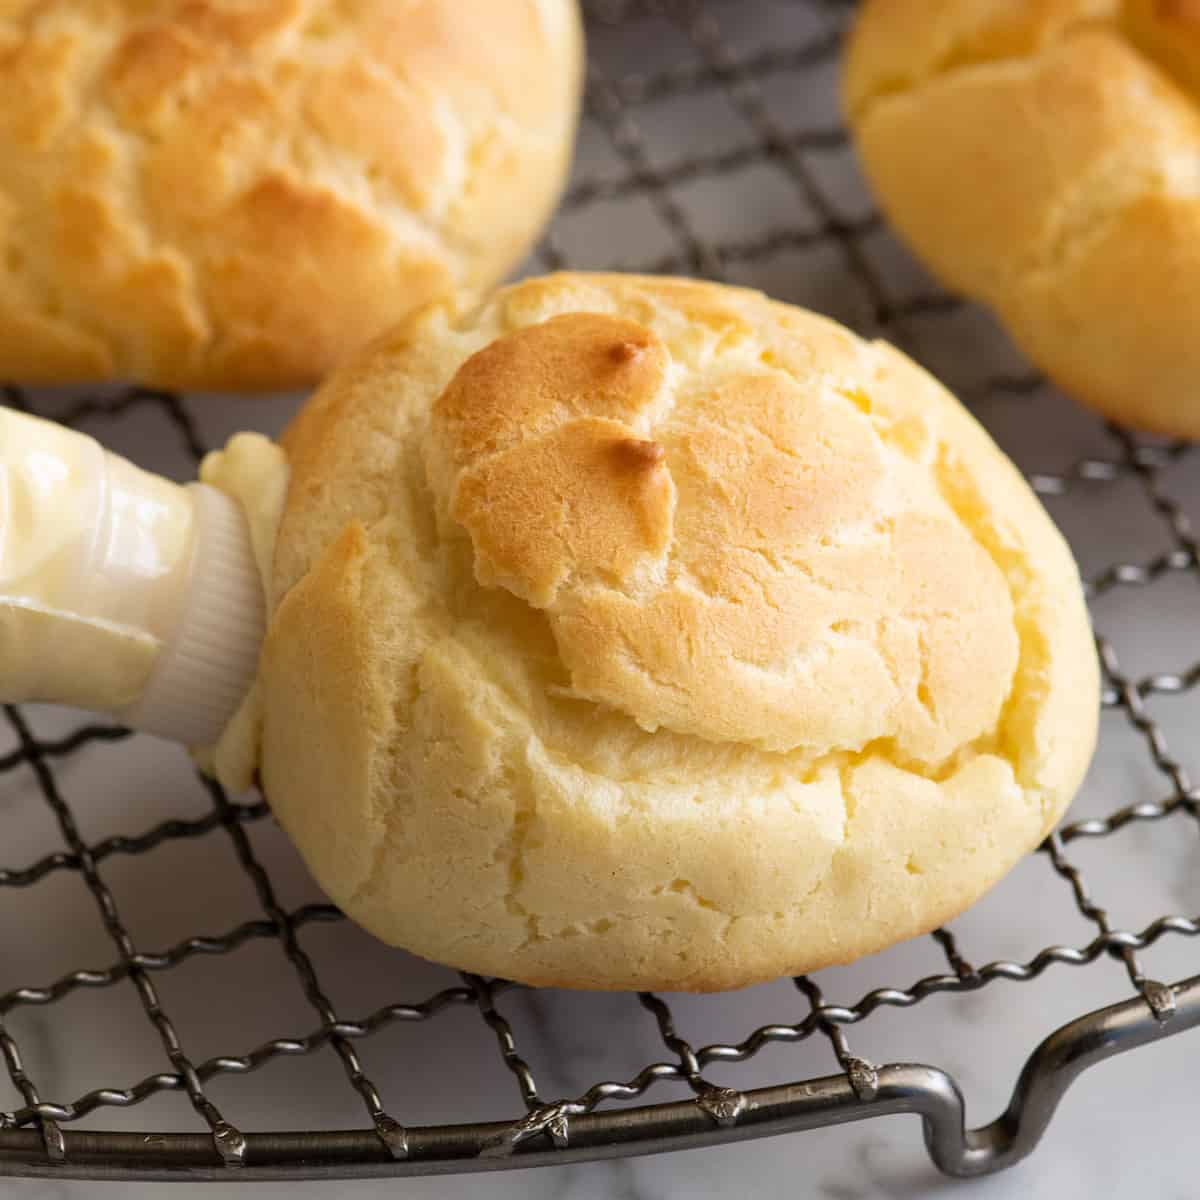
<box><xmin>1</xmin><ymin>0</ymin><xmax>1199</xmax><ymax>1181</ymax></box>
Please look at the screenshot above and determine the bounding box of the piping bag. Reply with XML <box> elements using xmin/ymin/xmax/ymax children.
<box><xmin>0</xmin><ymin>406</ymin><xmax>284</xmax><ymax>761</ymax></box>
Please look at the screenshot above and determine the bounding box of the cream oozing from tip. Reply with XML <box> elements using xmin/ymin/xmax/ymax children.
<box><xmin>195</xmin><ymin>432</ymin><xmax>290</xmax><ymax>789</ymax></box>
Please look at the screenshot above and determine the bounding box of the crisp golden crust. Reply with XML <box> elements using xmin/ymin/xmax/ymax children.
<box><xmin>0</xmin><ymin>0</ymin><xmax>583</xmax><ymax>391</ymax></box>
<box><xmin>262</xmin><ymin>273</ymin><xmax>1098</xmax><ymax>992</ymax></box>
<box><xmin>845</xmin><ymin>0</ymin><xmax>1200</xmax><ymax>436</ymax></box>
<box><xmin>429</xmin><ymin>314</ymin><xmax>677</xmax><ymax>611</ymax></box>
<box><xmin>426</xmin><ymin>312</ymin><xmax>1017</xmax><ymax>757</ymax></box>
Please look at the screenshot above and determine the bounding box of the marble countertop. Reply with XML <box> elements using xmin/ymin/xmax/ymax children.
<box><xmin>3</xmin><ymin>1</ymin><xmax>1199</xmax><ymax>1196</ymax></box>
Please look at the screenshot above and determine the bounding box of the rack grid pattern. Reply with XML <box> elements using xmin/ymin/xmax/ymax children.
<box><xmin>1</xmin><ymin>0</ymin><xmax>1199</xmax><ymax>1181</ymax></box>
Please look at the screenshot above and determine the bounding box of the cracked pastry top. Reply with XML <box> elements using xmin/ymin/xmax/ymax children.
<box><xmin>0</xmin><ymin>0</ymin><xmax>582</xmax><ymax>391</ymax></box>
<box><xmin>845</xmin><ymin>0</ymin><xmax>1200</xmax><ymax>438</ymax></box>
<box><xmin>254</xmin><ymin>272</ymin><xmax>1098</xmax><ymax>992</ymax></box>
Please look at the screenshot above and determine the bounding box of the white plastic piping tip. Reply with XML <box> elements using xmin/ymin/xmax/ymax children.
<box><xmin>0</xmin><ymin>408</ymin><xmax>265</xmax><ymax>747</ymax></box>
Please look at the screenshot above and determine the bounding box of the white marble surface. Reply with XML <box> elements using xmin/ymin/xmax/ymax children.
<box><xmin>3</xmin><ymin>1</ymin><xmax>1200</xmax><ymax>1196</ymax></box>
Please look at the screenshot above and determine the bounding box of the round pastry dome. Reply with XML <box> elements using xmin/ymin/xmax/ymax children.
<box><xmin>254</xmin><ymin>272</ymin><xmax>1098</xmax><ymax>992</ymax></box>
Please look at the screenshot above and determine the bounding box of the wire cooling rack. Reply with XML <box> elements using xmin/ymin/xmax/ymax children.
<box><xmin>2</xmin><ymin>0</ymin><xmax>1199</xmax><ymax>1183</ymax></box>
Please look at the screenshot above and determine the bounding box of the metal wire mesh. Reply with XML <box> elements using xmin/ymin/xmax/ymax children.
<box><xmin>1</xmin><ymin>0</ymin><xmax>1199</xmax><ymax>1181</ymax></box>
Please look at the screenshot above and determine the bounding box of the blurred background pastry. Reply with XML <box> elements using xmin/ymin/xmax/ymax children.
<box><xmin>845</xmin><ymin>0</ymin><xmax>1200</xmax><ymax>437</ymax></box>
<box><xmin>0</xmin><ymin>0</ymin><xmax>583</xmax><ymax>392</ymax></box>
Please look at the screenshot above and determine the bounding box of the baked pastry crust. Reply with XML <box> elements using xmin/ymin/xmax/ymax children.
<box><xmin>261</xmin><ymin>272</ymin><xmax>1098</xmax><ymax>991</ymax></box>
<box><xmin>845</xmin><ymin>0</ymin><xmax>1200</xmax><ymax>437</ymax></box>
<box><xmin>0</xmin><ymin>0</ymin><xmax>582</xmax><ymax>390</ymax></box>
